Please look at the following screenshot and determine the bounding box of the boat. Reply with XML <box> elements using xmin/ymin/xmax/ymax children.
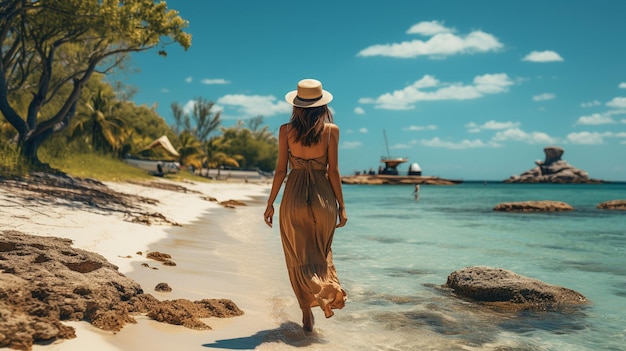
<box><xmin>341</xmin><ymin>130</ymin><xmax>461</xmax><ymax>185</ymax></box>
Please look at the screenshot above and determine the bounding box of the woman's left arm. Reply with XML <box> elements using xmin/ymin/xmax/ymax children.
<box><xmin>326</xmin><ymin>124</ymin><xmax>348</xmax><ymax>228</ymax></box>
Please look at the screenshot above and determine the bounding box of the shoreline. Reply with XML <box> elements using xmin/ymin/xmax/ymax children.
<box><xmin>1</xmin><ymin>177</ymin><xmax>306</xmax><ymax>350</ymax></box>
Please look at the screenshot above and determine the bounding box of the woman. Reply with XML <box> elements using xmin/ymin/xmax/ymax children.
<box><xmin>264</xmin><ymin>78</ymin><xmax>348</xmax><ymax>332</ymax></box>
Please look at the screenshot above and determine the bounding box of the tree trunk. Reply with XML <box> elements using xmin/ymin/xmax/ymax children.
<box><xmin>20</xmin><ymin>136</ymin><xmax>44</xmax><ymax>166</ymax></box>
<box><xmin>19</xmin><ymin>127</ymin><xmax>56</xmax><ymax>167</ymax></box>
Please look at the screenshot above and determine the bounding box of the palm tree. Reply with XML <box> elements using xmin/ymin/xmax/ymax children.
<box><xmin>69</xmin><ymin>90</ymin><xmax>126</xmax><ymax>153</ymax></box>
<box><xmin>247</xmin><ymin>116</ymin><xmax>276</xmax><ymax>143</ymax></box>
<box><xmin>204</xmin><ymin>136</ymin><xmax>244</xmax><ymax>179</ymax></box>
<box><xmin>177</xmin><ymin>130</ymin><xmax>204</xmax><ymax>170</ymax></box>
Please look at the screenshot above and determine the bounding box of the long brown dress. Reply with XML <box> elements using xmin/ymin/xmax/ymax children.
<box><xmin>279</xmin><ymin>147</ymin><xmax>347</xmax><ymax>318</ymax></box>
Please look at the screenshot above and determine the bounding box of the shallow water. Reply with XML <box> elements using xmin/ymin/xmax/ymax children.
<box><xmin>219</xmin><ymin>183</ymin><xmax>626</xmax><ymax>350</ymax></box>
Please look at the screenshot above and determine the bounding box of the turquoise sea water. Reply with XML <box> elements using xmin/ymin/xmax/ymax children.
<box><xmin>211</xmin><ymin>183</ymin><xmax>625</xmax><ymax>350</ymax></box>
<box><xmin>316</xmin><ymin>183</ymin><xmax>626</xmax><ymax>351</ymax></box>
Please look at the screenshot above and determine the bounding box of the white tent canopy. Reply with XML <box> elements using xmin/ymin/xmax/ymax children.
<box><xmin>146</xmin><ymin>135</ymin><xmax>179</xmax><ymax>157</ymax></box>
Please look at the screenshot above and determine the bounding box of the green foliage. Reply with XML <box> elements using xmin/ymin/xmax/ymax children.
<box><xmin>0</xmin><ymin>143</ymin><xmax>30</xmax><ymax>177</ymax></box>
<box><xmin>177</xmin><ymin>130</ymin><xmax>204</xmax><ymax>168</ymax></box>
<box><xmin>45</xmin><ymin>152</ymin><xmax>153</xmax><ymax>182</ymax></box>
<box><xmin>216</xmin><ymin>119</ymin><xmax>278</xmax><ymax>171</ymax></box>
<box><xmin>69</xmin><ymin>88</ymin><xmax>127</xmax><ymax>155</ymax></box>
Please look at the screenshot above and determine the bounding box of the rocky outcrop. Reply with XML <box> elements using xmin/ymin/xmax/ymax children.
<box><xmin>493</xmin><ymin>200</ymin><xmax>574</xmax><ymax>212</ymax></box>
<box><xmin>444</xmin><ymin>266</ymin><xmax>588</xmax><ymax>311</ymax></box>
<box><xmin>0</xmin><ymin>231</ymin><xmax>243</xmax><ymax>351</ymax></box>
<box><xmin>505</xmin><ymin>146</ymin><xmax>602</xmax><ymax>183</ymax></box>
<box><xmin>597</xmin><ymin>200</ymin><xmax>626</xmax><ymax>210</ymax></box>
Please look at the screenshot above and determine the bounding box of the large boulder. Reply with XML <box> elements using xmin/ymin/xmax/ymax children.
<box><xmin>505</xmin><ymin>146</ymin><xmax>601</xmax><ymax>183</ymax></box>
<box><xmin>597</xmin><ymin>200</ymin><xmax>626</xmax><ymax>210</ymax></box>
<box><xmin>493</xmin><ymin>200</ymin><xmax>574</xmax><ymax>212</ymax></box>
<box><xmin>444</xmin><ymin>266</ymin><xmax>587</xmax><ymax>311</ymax></box>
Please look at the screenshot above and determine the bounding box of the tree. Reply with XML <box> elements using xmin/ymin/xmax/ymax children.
<box><xmin>218</xmin><ymin>120</ymin><xmax>278</xmax><ymax>171</ymax></box>
<box><xmin>0</xmin><ymin>0</ymin><xmax>191</xmax><ymax>166</ymax></box>
<box><xmin>177</xmin><ymin>130</ymin><xmax>203</xmax><ymax>169</ymax></box>
<box><xmin>171</xmin><ymin>97</ymin><xmax>221</xmax><ymax>143</ymax></box>
<box><xmin>203</xmin><ymin>136</ymin><xmax>243</xmax><ymax>179</ymax></box>
<box><xmin>69</xmin><ymin>88</ymin><xmax>126</xmax><ymax>154</ymax></box>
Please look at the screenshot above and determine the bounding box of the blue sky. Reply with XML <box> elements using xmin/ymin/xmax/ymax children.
<box><xmin>120</xmin><ymin>0</ymin><xmax>626</xmax><ymax>181</ymax></box>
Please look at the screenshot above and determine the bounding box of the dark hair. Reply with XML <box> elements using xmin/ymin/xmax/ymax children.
<box><xmin>289</xmin><ymin>105</ymin><xmax>334</xmax><ymax>146</ymax></box>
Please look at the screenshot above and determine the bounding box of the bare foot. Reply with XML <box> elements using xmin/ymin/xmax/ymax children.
<box><xmin>317</xmin><ymin>296</ymin><xmax>334</xmax><ymax>318</ymax></box>
<box><xmin>302</xmin><ymin>308</ymin><xmax>314</xmax><ymax>332</ymax></box>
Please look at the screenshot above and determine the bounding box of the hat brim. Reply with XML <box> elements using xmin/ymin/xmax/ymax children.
<box><xmin>285</xmin><ymin>90</ymin><xmax>333</xmax><ymax>108</ymax></box>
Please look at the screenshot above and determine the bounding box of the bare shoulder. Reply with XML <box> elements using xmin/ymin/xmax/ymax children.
<box><xmin>325</xmin><ymin>123</ymin><xmax>340</xmax><ymax>133</ymax></box>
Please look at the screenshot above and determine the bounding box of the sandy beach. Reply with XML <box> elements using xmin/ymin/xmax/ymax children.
<box><xmin>1</xmin><ymin>176</ymin><xmax>320</xmax><ymax>351</ymax></box>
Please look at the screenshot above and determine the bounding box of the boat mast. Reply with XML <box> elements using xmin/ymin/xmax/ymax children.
<box><xmin>383</xmin><ymin>129</ymin><xmax>391</xmax><ymax>158</ymax></box>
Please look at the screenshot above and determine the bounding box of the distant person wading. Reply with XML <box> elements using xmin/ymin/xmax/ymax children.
<box><xmin>264</xmin><ymin>79</ymin><xmax>348</xmax><ymax>333</ymax></box>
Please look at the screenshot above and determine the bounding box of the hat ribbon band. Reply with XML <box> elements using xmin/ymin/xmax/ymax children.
<box><xmin>297</xmin><ymin>95</ymin><xmax>323</xmax><ymax>102</ymax></box>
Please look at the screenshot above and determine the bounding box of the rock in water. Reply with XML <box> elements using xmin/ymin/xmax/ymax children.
<box><xmin>444</xmin><ymin>266</ymin><xmax>588</xmax><ymax>311</ymax></box>
<box><xmin>596</xmin><ymin>200</ymin><xmax>626</xmax><ymax>210</ymax></box>
<box><xmin>493</xmin><ymin>200</ymin><xmax>574</xmax><ymax>212</ymax></box>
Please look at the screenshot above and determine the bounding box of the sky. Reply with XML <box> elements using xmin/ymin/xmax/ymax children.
<box><xmin>118</xmin><ymin>0</ymin><xmax>626</xmax><ymax>181</ymax></box>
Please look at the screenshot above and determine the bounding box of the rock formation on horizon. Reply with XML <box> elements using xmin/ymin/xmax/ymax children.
<box><xmin>505</xmin><ymin>146</ymin><xmax>601</xmax><ymax>183</ymax></box>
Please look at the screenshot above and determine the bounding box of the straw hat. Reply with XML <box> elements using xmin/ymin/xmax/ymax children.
<box><xmin>285</xmin><ymin>79</ymin><xmax>333</xmax><ymax>108</ymax></box>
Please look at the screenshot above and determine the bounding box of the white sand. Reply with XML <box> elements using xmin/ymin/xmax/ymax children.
<box><xmin>1</xmin><ymin>179</ymin><xmax>317</xmax><ymax>351</ymax></box>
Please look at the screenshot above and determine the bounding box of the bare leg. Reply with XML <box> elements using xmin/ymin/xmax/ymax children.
<box><xmin>302</xmin><ymin>306</ymin><xmax>314</xmax><ymax>332</ymax></box>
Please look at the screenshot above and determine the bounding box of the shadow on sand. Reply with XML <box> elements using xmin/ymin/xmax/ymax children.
<box><xmin>202</xmin><ymin>322</ymin><xmax>325</xmax><ymax>350</ymax></box>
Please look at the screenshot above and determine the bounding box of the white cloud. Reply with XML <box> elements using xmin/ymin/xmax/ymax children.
<box><xmin>533</xmin><ymin>93</ymin><xmax>555</xmax><ymax>101</ymax></box>
<box><xmin>575</xmin><ymin>113</ymin><xmax>616</xmax><ymax>125</ymax></box>
<box><xmin>161</xmin><ymin>88</ymin><xmax>170</xmax><ymax>93</ymax></box>
<box><xmin>607</xmin><ymin>97</ymin><xmax>626</xmax><ymax>108</ymax></box>
<box><xmin>403</xmin><ymin>124</ymin><xmax>437</xmax><ymax>131</ymax></box>
<box><xmin>182</xmin><ymin>99</ymin><xmax>200</xmax><ymax>115</ymax></box>
<box><xmin>522</xmin><ymin>50</ymin><xmax>564</xmax><ymax>62</ymax></box>
<box><xmin>619</xmin><ymin>82</ymin><xmax>626</xmax><ymax>89</ymax></box>
<box><xmin>341</xmin><ymin>141</ymin><xmax>363</xmax><ymax>149</ymax></box>
<box><xmin>359</xmin><ymin>127</ymin><xmax>368</xmax><ymax>133</ymax></box>
<box><xmin>406</xmin><ymin>20</ymin><xmax>454</xmax><ymax>36</ymax></box>
<box><xmin>566</xmin><ymin>131</ymin><xmax>606</xmax><ymax>144</ymax></box>
<box><xmin>216</xmin><ymin>94</ymin><xmax>291</xmax><ymax>118</ymax></box>
<box><xmin>201</xmin><ymin>78</ymin><xmax>231</xmax><ymax>85</ymax></box>
<box><xmin>467</xmin><ymin>120</ymin><xmax>521</xmax><ymax>133</ymax></box>
<box><xmin>390</xmin><ymin>143</ymin><xmax>412</xmax><ymax>149</ymax></box>
<box><xmin>485</xmin><ymin>120</ymin><xmax>520</xmax><ymax>130</ymax></box>
<box><xmin>185</xmin><ymin>77</ymin><xmax>192</xmax><ymax>83</ymax></box>
<box><xmin>354</xmin><ymin>107</ymin><xmax>365</xmax><ymax>115</ymax></box>
<box><xmin>181</xmin><ymin>99</ymin><xmax>226</xmax><ymax>116</ymax></box>
<box><xmin>359</xmin><ymin>73</ymin><xmax>513</xmax><ymax>110</ymax></box>
<box><xmin>492</xmin><ymin>128</ymin><xmax>557</xmax><ymax>144</ymax></box>
<box><xmin>580</xmin><ymin>100</ymin><xmax>601</xmax><ymax>108</ymax></box>
<box><xmin>357</xmin><ymin>23</ymin><xmax>503</xmax><ymax>59</ymax></box>
<box><xmin>420</xmin><ymin>137</ymin><xmax>489</xmax><ymax>149</ymax></box>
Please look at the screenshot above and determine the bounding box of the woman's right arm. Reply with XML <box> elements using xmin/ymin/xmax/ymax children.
<box><xmin>264</xmin><ymin>124</ymin><xmax>289</xmax><ymax>228</ymax></box>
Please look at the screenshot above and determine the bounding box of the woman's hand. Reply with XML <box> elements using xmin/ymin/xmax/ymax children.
<box><xmin>264</xmin><ymin>205</ymin><xmax>274</xmax><ymax>228</ymax></box>
<box><xmin>336</xmin><ymin>207</ymin><xmax>348</xmax><ymax>228</ymax></box>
